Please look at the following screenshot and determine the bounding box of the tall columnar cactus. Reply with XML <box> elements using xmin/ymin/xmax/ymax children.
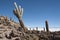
<box><xmin>13</xmin><ymin>2</ymin><xmax>27</xmax><ymax>32</ymax></box>
<box><xmin>45</xmin><ymin>20</ymin><xmax>49</xmax><ymax>32</ymax></box>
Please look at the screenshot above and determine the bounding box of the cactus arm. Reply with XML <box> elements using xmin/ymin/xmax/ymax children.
<box><xmin>14</xmin><ymin>2</ymin><xmax>20</xmax><ymax>18</ymax></box>
<box><xmin>14</xmin><ymin>2</ymin><xmax>19</xmax><ymax>12</ymax></box>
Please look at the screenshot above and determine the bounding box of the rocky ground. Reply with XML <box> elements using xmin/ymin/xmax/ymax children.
<box><xmin>0</xmin><ymin>16</ymin><xmax>60</xmax><ymax>40</ymax></box>
<box><xmin>0</xmin><ymin>16</ymin><xmax>40</xmax><ymax>40</ymax></box>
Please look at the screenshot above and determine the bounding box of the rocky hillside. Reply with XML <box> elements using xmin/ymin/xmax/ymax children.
<box><xmin>0</xmin><ymin>16</ymin><xmax>60</xmax><ymax>40</ymax></box>
<box><xmin>0</xmin><ymin>2</ymin><xmax>60</xmax><ymax>40</ymax></box>
<box><xmin>0</xmin><ymin>16</ymin><xmax>40</xmax><ymax>40</ymax></box>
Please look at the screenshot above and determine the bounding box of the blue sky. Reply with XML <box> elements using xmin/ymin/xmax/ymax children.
<box><xmin>0</xmin><ymin>0</ymin><xmax>60</xmax><ymax>28</ymax></box>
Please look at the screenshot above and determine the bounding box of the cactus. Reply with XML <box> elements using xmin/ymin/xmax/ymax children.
<box><xmin>45</xmin><ymin>20</ymin><xmax>49</xmax><ymax>32</ymax></box>
<box><xmin>5</xmin><ymin>16</ymin><xmax>8</xmax><ymax>25</ymax></box>
<box><xmin>13</xmin><ymin>2</ymin><xmax>27</xmax><ymax>32</ymax></box>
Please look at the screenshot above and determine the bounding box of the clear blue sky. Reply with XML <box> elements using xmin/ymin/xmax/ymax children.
<box><xmin>0</xmin><ymin>0</ymin><xmax>60</xmax><ymax>28</ymax></box>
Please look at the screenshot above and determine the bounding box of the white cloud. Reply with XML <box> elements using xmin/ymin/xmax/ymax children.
<box><xmin>28</xmin><ymin>27</ymin><xmax>60</xmax><ymax>32</ymax></box>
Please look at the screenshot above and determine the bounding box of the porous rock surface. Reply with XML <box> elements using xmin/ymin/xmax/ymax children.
<box><xmin>0</xmin><ymin>16</ymin><xmax>39</xmax><ymax>40</ymax></box>
<box><xmin>0</xmin><ymin>16</ymin><xmax>60</xmax><ymax>40</ymax></box>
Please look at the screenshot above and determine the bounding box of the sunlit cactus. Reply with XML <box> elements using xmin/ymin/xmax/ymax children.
<box><xmin>13</xmin><ymin>2</ymin><xmax>23</xmax><ymax>19</ymax></box>
<box><xmin>13</xmin><ymin>2</ymin><xmax>28</xmax><ymax>32</ymax></box>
